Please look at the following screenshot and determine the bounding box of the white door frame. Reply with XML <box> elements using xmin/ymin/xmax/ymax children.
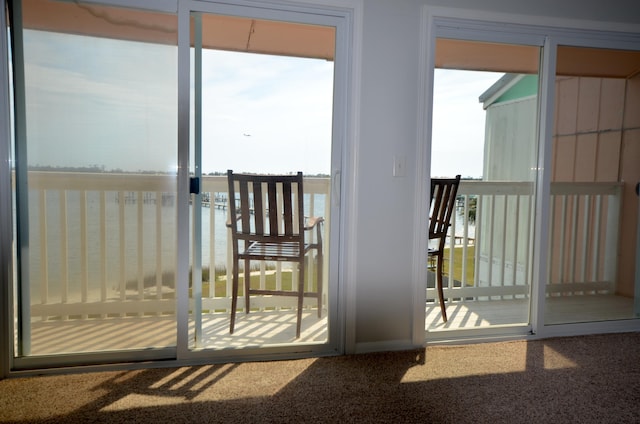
<box><xmin>176</xmin><ymin>0</ymin><xmax>359</xmax><ymax>362</ymax></box>
<box><xmin>415</xmin><ymin>6</ymin><xmax>640</xmax><ymax>345</ymax></box>
<box><xmin>0</xmin><ymin>0</ymin><xmax>362</xmax><ymax>375</ymax></box>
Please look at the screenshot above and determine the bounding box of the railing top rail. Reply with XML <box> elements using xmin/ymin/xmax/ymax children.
<box><xmin>458</xmin><ymin>181</ymin><xmax>532</xmax><ymax>196</ymax></box>
<box><xmin>25</xmin><ymin>172</ymin><xmax>622</xmax><ymax>198</ymax></box>
<box><xmin>24</xmin><ymin>171</ymin><xmax>332</xmax><ymax>194</ymax></box>
<box><xmin>201</xmin><ymin>174</ymin><xmax>330</xmax><ymax>193</ymax></box>
<box><xmin>457</xmin><ymin>180</ymin><xmax>622</xmax><ymax>196</ymax></box>
<box><xmin>26</xmin><ymin>171</ymin><xmax>176</xmax><ymax>191</ymax></box>
<box><xmin>550</xmin><ymin>181</ymin><xmax>623</xmax><ymax>196</ymax></box>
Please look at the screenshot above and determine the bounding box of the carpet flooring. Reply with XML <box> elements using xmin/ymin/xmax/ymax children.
<box><xmin>1</xmin><ymin>332</ymin><xmax>639</xmax><ymax>423</ymax></box>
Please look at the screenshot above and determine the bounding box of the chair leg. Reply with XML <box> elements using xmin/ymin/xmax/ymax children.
<box><xmin>436</xmin><ymin>254</ymin><xmax>448</xmax><ymax>322</ymax></box>
<box><xmin>316</xmin><ymin>251</ymin><xmax>323</xmax><ymax>318</ymax></box>
<box><xmin>244</xmin><ymin>258</ymin><xmax>251</xmax><ymax>315</ymax></box>
<box><xmin>296</xmin><ymin>262</ymin><xmax>305</xmax><ymax>338</ymax></box>
<box><xmin>230</xmin><ymin>261</ymin><xmax>239</xmax><ymax>334</ymax></box>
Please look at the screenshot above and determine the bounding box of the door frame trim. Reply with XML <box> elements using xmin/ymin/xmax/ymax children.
<box><xmin>1</xmin><ymin>0</ymin><xmax>363</xmax><ymax>375</ymax></box>
<box><xmin>176</xmin><ymin>0</ymin><xmax>360</xmax><ymax>362</ymax></box>
<box><xmin>416</xmin><ymin>5</ymin><xmax>640</xmax><ymax>345</ymax></box>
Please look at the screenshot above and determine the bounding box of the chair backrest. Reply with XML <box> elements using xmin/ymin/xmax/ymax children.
<box><xmin>429</xmin><ymin>175</ymin><xmax>461</xmax><ymax>245</ymax></box>
<box><xmin>227</xmin><ymin>170</ymin><xmax>305</xmax><ymax>242</ymax></box>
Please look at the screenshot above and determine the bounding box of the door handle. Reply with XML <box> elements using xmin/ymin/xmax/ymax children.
<box><xmin>332</xmin><ymin>170</ymin><xmax>341</xmax><ymax>208</ymax></box>
<box><xmin>190</xmin><ymin>177</ymin><xmax>200</xmax><ymax>195</ymax></box>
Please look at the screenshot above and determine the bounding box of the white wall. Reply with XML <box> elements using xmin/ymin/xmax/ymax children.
<box><xmin>352</xmin><ymin>0</ymin><xmax>422</xmax><ymax>348</ymax></box>
<box><xmin>349</xmin><ymin>0</ymin><xmax>640</xmax><ymax>352</ymax></box>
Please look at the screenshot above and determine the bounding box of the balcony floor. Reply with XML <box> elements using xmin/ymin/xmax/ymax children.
<box><xmin>426</xmin><ymin>293</ymin><xmax>636</xmax><ymax>332</ymax></box>
<box><xmin>25</xmin><ymin>294</ymin><xmax>636</xmax><ymax>356</ymax></box>
<box><xmin>28</xmin><ymin>311</ymin><xmax>329</xmax><ymax>355</ymax></box>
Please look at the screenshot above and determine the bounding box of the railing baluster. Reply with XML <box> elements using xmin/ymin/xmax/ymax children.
<box><xmin>59</xmin><ymin>189</ymin><xmax>69</xmax><ymax>316</ymax></box>
<box><xmin>137</xmin><ymin>191</ymin><xmax>144</xmax><ymax>310</ymax></box>
<box><xmin>604</xmin><ymin>188</ymin><xmax>621</xmax><ymax>284</ymax></box>
<box><xmin>499</xmin><ymin>195</ymin><xmax>507</xmax><ymax>299</ymax></box>
<box><xmin>118</xmin><ymin>190</ymin><xmax>126</xmax><ymax>310</ymax></box>
<box><xmin>592</xmin><ymin>194</ymin><xmax>602</xmax><ymax>283</ymax></box>
<box><xmin>512</xmin><ymin>195</ymin><xmax>520</xmax><ymax>291</ymax></box>
<box><xmin>487</xmin><ymin>194</ymin><xmax>495</xmax><ymax>298</ymax></box>
<box><xmin>559</xmin><ymin>195</ymin><xmax>568</xmax><ymax>286</ymax></box>
<box><xmin>209</xmin><ymin>191</ymin><xmax>215</xmax><ymax>300</ymax></box>
<box><xmin>461</xmin><ymin>194</ymin><xmax>469</xmax><ymax>287</ymax></box>
<box><xmin>474</xmin><ymin>194</ymin><xmax>482</xmax><ymax>300</ymax></box>
<box><xmin>548</xmin><ymin>195</ymin><xmax>557</xmax><ymax>287</ymax></box>
<box><xmin>39</xmin><ymin>189</ymin><xmax>48</xmax><ymax>321</ymax></box>
<box><xmin>267</xmin><ymin>185</ymin><xmax>274</xmax><ymax>312</ymax></box>
<box><xmin>155</xmin><ymin>191</ymin><xmax>162</xmax><ymax>303</ymax></box>
<box><xmin>308</xmin><ymin>193</ymin><xmax>316</xmax><ymax>294</ymax></box>
<box><xmin>80</xmin><ymin>190</ymin><xmax>88</xmax><ymax>317</ymax></box>
<box><xmin>569</xmin><ymin>194</ymin><xmax>579</xmax><ymax>293</ymax></box>
<box><xmin>100</xmin><ymin>191</ymin><xmax>107</xmax><ymax>318</ymax></box>
<box><xmin>524</xmin><ymin>192</ymin><xmax>532</xmax><ymax>296</ymax></box>
<box><xmin>580</xmin><ymin>195</ymin><xmax>591</xmax><ymax>291</ymax></box>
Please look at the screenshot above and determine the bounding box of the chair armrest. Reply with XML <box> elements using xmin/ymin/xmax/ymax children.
<box><xmin>304</xmin><ymin>216</ymin><xmax>324</xmax><ymax>231</ymax></box>
<box><xmin>226</xmin><ymin>213</ymin><xmax>241</xmax><ymax>228</ymax></box>
<box><xmin>304</xmin><ymin>216</ymin><xmax>324</xmax><ymax>247</ymax></box>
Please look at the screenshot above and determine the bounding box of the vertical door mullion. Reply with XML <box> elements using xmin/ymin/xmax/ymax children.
<box><xmin>1</xmin><ymin>0</ymin><xmax>15</xmax><ymax>377</ymax></box>
<box><xmin>531</xmin><ymin>36</ymin><xmax>557</xmax><ymax>335</ymax></box>
<box><xmin>176</xmin><ymin>0</ymin><xmax>192</xmax><ymax>358</ymax></box>
<box><xmin>192</xmin><ymin>12</ymin><xmax>204</xmax><ymax>348</ymax></box>
<box><xmin>10</xmin><ymin>0</ymin><xmax>32</xmax><ymax>357</ymax></box>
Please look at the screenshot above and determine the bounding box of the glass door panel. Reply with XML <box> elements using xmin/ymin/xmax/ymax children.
<box><xmin>428</xmin><ymin>39</ymin><xmax>541</xmax><ymax>333</ymax></box>
<box><xmin>545</xmin><ymin>45</ymin><xmax>640</xmax><ymax>324</ymax></box>
<box><xmin>12</xmin><ymin>0</ymin><xmax>178</xmax><ymax>357</ymax></box>
<box><xmin>188</xmin><ymin>11</ymin><xmax>335</xmax><ymax>349</ymax></box>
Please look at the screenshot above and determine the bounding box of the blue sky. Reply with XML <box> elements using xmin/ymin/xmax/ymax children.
<box><xmin>24</xmin><ymin>30</ymin><xmax>334</xmax><ymax>175</ymax></box>
<box><xmin>199</xmin><ymin>49</ymin><xmax>334</xmax><ymax>175</ymax></box>
<box><xmin>23</xmin><ymin>29</ymin><xmax>500</xmax><ymax>178</ymax></box>
<box><xmin>432</xmin><ymin>69</ymin><xmax>503</xmax><ymax>178</ymax></box>
<box><xmin>24</xmin><ymin>30</ymin><xmax>178</xmax><ymax>173</ymax></box>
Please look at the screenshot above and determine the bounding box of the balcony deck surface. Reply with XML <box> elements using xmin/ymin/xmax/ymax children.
<box><xmin>27</xmin><ymin>294</ymin><xmax>635</xmax><ymax>356</ymax></box>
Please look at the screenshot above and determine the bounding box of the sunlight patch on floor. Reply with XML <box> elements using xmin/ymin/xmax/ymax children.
<box><xmin>543</xmin><ymin>345</ymin><xmax>578</xmax><ymax>370</ymax></box>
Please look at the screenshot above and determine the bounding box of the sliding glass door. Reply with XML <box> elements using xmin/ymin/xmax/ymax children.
<box><xmin>186</xmin><ymin>6</ymin><xmax>340</xmax><ymax>352</ymax></box>
<box><xmin>424</xmin><ymin>15</ymin><xmax>640</xmax><ymax>340</ymax></box>
<box><xmin>11</xmin><ymin>0</ymin><xmax>179</xmax><ymax>362</ymax></box>
<box><xmin>9</xmin><ymin>0</ymin><xmax>346</xmax><ymax>368</ymax></box>
<box><xmin>545</xmin><ymin>45</ymin><xmax>640</xmax><ymax>325</ymax></box>
<box><xmin>427</xmin><ymin>37</ymin><xmax>541</xmax><ymax>335</ymax></box>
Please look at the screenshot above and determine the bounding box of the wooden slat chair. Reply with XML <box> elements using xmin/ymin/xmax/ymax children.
<box><xmin>428</xmin><ymin>175</ymin><xmax>461</xmax><ymax>322</ymax></box>
<box><xmin>227</xmin><ymin>170</ymin><xmax>324</xmax><ymax>338</ymax></box>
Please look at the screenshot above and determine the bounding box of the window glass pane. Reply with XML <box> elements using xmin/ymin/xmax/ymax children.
<box><xmin>428</xmin><ymin>39</ymin><xmax>540</xmax><ymax>333</ymax></box>
<box><xmin>14</xmin><ymin>0</ymin><xmax>178</xmax><ymax>356</ymax></box>
<box><xmin>188</xmin><ymin>12</ymin><xmax>335</xmax><ymax>348</ymax></box>
<box><xmin>545</xmin><ymin>45</ymin><xmax>640</xmax><ymax>324</ymax></box>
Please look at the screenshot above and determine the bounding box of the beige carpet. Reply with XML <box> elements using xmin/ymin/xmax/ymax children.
<box><xmin>1</xmin><ymin>333</ymin><xmax>640</xmax><ymax>423</ymax></box>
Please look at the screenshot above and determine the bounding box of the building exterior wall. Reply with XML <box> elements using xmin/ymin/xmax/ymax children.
<box><xmin>485</xmin><ymin>72</ymin><xmax>639</xmax><ymax>296</ymax></box>
<box><xmin>480</xmin><ymin>97</ymin><xmax>537</xmax><ymax>287</ymax></box>
<box><xmin>553</xmin><ymin>74</ymin><xmax>640</xmax><ymax>296</ymax></box>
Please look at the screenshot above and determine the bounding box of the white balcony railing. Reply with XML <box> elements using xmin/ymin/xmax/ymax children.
<box><xmin>428</xmin><ymin>181</ymin><xmax>622</xmax><ymax>302</ymax></box>
<box><xmin>24</xmin><ymin>172</ymin><xmax>330</xmax><ymax>320</ymax></box>
<box><xmin>21</xmin><ymin>172</ymin><xmax>622</xmax><ymax>320</ymax></box>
